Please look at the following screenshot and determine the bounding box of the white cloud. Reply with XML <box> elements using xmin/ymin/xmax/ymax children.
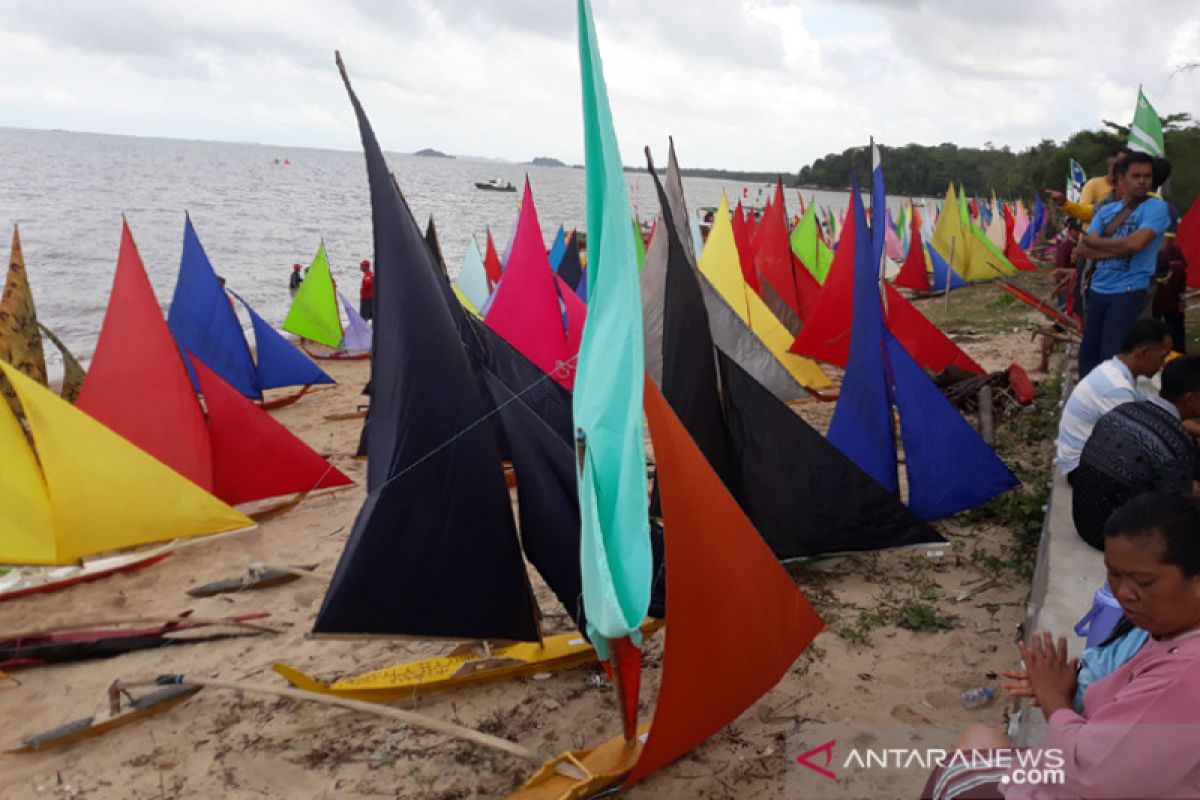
<box><xmin>0</xmin><ymin>0</ymin><xmax>1197</xmax><ymax>170</ymax></box>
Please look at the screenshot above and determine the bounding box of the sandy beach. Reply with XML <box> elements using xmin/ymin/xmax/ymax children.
<box><xmin>0</xmin><ymin>300</ymin><xmax>1051</xmax><ymax>800</ymax></box>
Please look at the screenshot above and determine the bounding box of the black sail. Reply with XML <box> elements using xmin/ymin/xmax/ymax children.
<box><xmin>314</xmin><ymin>55</ymin><xmax>539</xmax><ymax>640</ymax></box>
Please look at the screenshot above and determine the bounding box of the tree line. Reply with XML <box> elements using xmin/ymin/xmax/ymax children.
<box><xmin>795</xmin><ymin>116</ymin><xmax>1199</xmax><ymax>212</ymax></box>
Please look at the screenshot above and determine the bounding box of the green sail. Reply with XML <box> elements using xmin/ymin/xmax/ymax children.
<box><xmin>789</xmin><ymin>204</ymin><xmax>834</xmax><ymax>283</ymax></box>
<box><xmin>283</xmin><ymin>241</ymin><xmax>343</xmax><ymax>348</ymax></box>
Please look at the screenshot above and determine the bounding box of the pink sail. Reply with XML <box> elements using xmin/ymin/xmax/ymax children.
<box><xmin>484</xmin><ymin>180</ymin><xmax>587</xmax><ymax>389</ymax></box>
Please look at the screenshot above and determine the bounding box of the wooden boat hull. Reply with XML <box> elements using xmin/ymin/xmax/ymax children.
<box><xmin>507</xmin><ymin>723</ymin><xmax>648</xmax><ymax>800</ymax></box>
<box><xmin>300</xmin><ymin>342</ymin><xmax>370</xmax><ymax>361</ymax></box>
<box><xmin>6</xmin><ymin>685</ymin><xmax>201</xmax><ymax>753</ymax></box>
<box><xmin>274</xmin><ymin>623</ymin><xmax>662</xmax><ymax>702</ymax></box>
<box><xmin>0</xmin><ymin>551</ymin><xmax>172</xmax><ymax>604</ymax></box>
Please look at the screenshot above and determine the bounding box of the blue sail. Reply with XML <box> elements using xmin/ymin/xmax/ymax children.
<box><xmin>548</xmin><ymin>225</ymin><xmax>567</xmax><ymax>270</ymax></box>
<box><xmin>886</xmin><ymin>331</ymin><xmax>1019</xmax><ymax>518</ymax></box>
<box><xmin>167</xmin><ymin>215</ymin><xmax>260</xmax><ymax>399</ymax></box>
<box><xmin>828</xmin><ymin>181</ymin><xmax>898</xmax><ymax>493</ymax></box>
<box><xmin>927</xmin><ymin>243</ymin><xmax>968</xmax><ymax>291</ymax></box>
<box><xmin>236</xmin><ymin>294</ymin><xmax>334</xmax><ymax>390</ymax></box>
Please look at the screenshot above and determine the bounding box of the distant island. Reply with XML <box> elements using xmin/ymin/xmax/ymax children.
<box><xmin>413</xmin><ymin>148</ymin><xmax>453</xmax><ymax>159</ymax></box>
<box><xmin>528</xmin><ymin>157</ymin><xmax>566</xmax><ymax>167</ymax></box>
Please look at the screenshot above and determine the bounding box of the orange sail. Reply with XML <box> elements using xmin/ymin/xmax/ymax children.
<box><xmin>625</xmin><ymin>381</ymin><xmax>824</xmax><ymax>786</ymax></box>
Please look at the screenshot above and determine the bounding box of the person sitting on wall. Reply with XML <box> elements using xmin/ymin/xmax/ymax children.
<box><xmin>923</xmin><ymin>491</ymin><xmax>1200</xmax><ymax>799</ymax></box>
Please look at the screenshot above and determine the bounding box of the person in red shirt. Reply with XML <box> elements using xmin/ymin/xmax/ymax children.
<box><xmin>1153</xmin><ymin>218</ymin><xmax>1188</xmax><ymax>353</ymax></box>
<box><xmin>359</xmin><ymin>259</ymin><xmax>374</xmax><ymax>321</ymax></box>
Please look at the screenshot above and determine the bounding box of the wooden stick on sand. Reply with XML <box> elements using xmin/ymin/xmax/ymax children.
<box><xmin>116</xmin><ymin>674</ymin><xmax>578</xmax><ymax>775</ymax></box>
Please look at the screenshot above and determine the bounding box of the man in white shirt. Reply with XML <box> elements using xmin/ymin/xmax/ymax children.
<box><xmin>1057</xmin><ymin>318</ymin><xmax>1172</xmax><ymax>477</ymax></box>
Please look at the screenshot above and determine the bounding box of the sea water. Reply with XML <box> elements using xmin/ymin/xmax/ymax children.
<box><xmin>0</xmin><ymin>125</ymin><xmax>909</xmax><ymax>371</ymax></box>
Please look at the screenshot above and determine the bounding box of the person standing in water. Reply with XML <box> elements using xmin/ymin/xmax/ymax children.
<box><xmin>359</xmin><ymin>259</ymin><xmax>375</xmax><ymax>321</ymax></box>
<box><xmin>289</xmin><ymin>263</ymin><xmax>302</xmax><ymax>296</ymax></box>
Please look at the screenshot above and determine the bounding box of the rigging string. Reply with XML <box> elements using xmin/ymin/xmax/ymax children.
<box><xmin>374</xmin><ymin>354</ymin><xmax>580</xmax><ymax>493</ymax></box>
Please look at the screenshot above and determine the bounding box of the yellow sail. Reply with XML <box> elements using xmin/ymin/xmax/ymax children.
<box><xmin>1</xmin><ymin>362</ymin><xmax>253</xmax><ymax>564</ymax></box>
<box><xmin>698</xmin><ymin>195</ymin><xmax>831</xmax><ymax>389</ymax></box>
<box><xmin>930</xmin><ymin>184</ymin><xmax>972</xmax><ymax>280</ymax></box>
<box><xmin>0</xmin><ymin>385</ymin><xmax>55</xmax><ymax>562</ymax></box>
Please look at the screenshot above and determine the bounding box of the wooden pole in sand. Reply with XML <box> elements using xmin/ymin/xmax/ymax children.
<box><xmin>117</xmin><ymin>675</ymin><xmax>558</xmax><ymax>768</ymax></box>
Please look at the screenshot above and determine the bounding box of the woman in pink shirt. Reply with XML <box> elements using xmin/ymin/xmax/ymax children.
<box><xmin>928</xmin><ymin>492</ymin><xmax>1200</xmax><ymax>799</ymax></box>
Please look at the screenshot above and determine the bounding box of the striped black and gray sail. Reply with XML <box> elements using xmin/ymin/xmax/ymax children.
<box><xmin>314</xmin><ymin>53</ymin><xmax>539</xmax><ymax>641</ymax></box>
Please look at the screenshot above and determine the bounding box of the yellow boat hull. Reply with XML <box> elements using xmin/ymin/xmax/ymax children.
<box><xmin>273</xmin><ymin>623</ymin><xmax>661</xmax><ymax>702</ymax></box>
<box><xmin>507</xmin><ymin>723</ymin><xmax>648</xmax><ymax>800</ymax></box>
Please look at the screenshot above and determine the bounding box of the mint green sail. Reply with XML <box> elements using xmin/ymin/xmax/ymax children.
<box><xmin>573</xmin><ymin>0</ymin><xmax>651</xmax><ymax>658</ymax></box>
<box><xmin>283</xmin><ymin>241</ymin><xmax>342</xmax><ymax>348</ymax></box>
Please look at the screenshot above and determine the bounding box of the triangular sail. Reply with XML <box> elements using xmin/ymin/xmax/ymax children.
<box><xmin>167</xmin><ymin>215</ymin><xmax>261</xmax><ymax>399</ymax></box>
<box><xmin>338</xmin><ymin>291</ymin><xmax>372</xmax><ymax>353</ymax></box>
<box><xmin>192</xmin><ymin>356</ymin><xmax>352</xmax><ymax>506</ymax></box>
<box><xmin>893</xmin><ymin>208</ymin><xmax>931</xmax><ymax>291</ymax></box>
<box><xmin>76</xmin><ymin>220</ymin><xmax>214</xmax><ymax>491</ymax></box>
<box><xmin>790</xmin><ymin>203</ymin><xmax>834</xmax><ymax>283</ymax></box>
<box><xmin>928</xmin><ymin>242</ymin><xmax>968</xmax><ymax>291</ymax></box>
<box><xmin>548</xmin><ymin>225</ymin><xmax>568</xmax><ymax>270</ymax></box>
<box><xmin>0</xmin><ymin>373</ymin><xmax>54</xmax><ymax>561</ymax></box>
<box><xmin>483</xmin><ymin>228</ymin><xmax>503</xmax><ymax>291</ymax></box>
<box><xmin>1</xmin><ymin>361</ymin><xmax>252</xmax><ymax>565</ymax></box>
<box><xmin>625</xmin><ymin>382</ymin><xmax>825</xmax><ymax>786</ymax></box>
<box><xmin>283</xmin><ymin>242</ymin><xmax>343</xmax><ymax>348</ymax></box>
<box><xmin>649</xmin><ymin>153</ymin><xmax>736</xmax><ymax>491</ymax></box>
<box><xmin>484</xmin><ymin>183</ymin><xmax>587</xmax><ymax>390</ymax></box>
<box><xmin>882</xmin><ymin>282</ymin><xmax>984</xmax><ymax>375</ymax></box>
<box><xmin>730</xmin><ymin>201</ymin><xmax>759</xmax><ymax>293</ymax></box>
<box><xmin>699</xmin><ymin>195</ymin><xmax>831</xmax><ymax>389</ymax></box>
<box><xmin>557</xmin><ymin>233</ymin><xmax>585</xmax><ymax>296</ymax></box>
<box><xmin>827</xmin><ymin>184</ymin><xmax>898</xmax><ymax>493</ymax></box>
<box><xmin>236</xmin><ymin>294</ymin><xmax>334</xmax><ymax>390</ymax></box>
<box><xmin>455</xmin><ymin>235</ymin><xmax>490</xmax><ymax>310</ymax></box>
<box><xmin>1002</xmin><ymin>203</ymin><xmax>1038</xmax><ymax>272</ymax></box>
<box><xmin>0</xmin><ymin>224</ymin><xmax>49</xmax><ymax>415</ymax></box>
<box><xmin>886</xmin><ymin>332</ymin><xmax>1019</xmax><ymax>519</ymax></box>
<box><xmin>718</xmin><ymin>351</ymin><xmax>943</xmax><ymax>557</ymax></box>
<box><xmin>314</xmin><ymin>54</ymin><xmax>538</xmax><ymax>641</ymax></box>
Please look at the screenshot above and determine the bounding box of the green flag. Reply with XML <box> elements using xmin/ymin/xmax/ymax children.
<box><xmin>283</xmin><ymin>241</ymin><xmax>342</xmax><ymax>348</ymax></box>
<box><xmin>1128</xmin><ymin>86</ymin><xmax>1165</xmax><ymax>158</ymax></box>
<box><xmin>573</xmin><ymin>0</ymin><xmax>651</xmax><ymax>657</ymax></box>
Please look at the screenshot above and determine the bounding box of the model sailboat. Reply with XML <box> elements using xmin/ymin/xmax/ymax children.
<box><xmin>276</xmin><ymin>52</ymin><xmax>662</xmax><ymax>700</ymax></box>
<box><xmin>168</xmin><ymin>215</ymin><xmax>336</xmax><ymax>404</ymax></box>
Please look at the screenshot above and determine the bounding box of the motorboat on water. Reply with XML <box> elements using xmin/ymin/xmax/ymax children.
<box><xmin>474</xmin><ymin>178</ymin><xmax>516</xmax><ymax>192</ymax></box>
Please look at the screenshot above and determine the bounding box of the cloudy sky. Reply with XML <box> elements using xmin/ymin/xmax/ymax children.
<box><xmin>1</xmin><ymin>0</ymin><xmax>1197</xmax><ymax>171</ymax></box>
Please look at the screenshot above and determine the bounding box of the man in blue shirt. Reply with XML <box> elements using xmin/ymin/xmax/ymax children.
<box><xmin>1075</xmin><ymin>152</ymin><xmax>1172</xmax><ymax>377</ymax></box>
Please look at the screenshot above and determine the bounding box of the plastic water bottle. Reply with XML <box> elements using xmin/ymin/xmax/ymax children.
<box><xmin>961</xmin><ymin>686</ymin><xmax>995</xmax><ymax>709</ymax></box>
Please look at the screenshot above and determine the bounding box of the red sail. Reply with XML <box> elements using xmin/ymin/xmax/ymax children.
<box><xmin>625</xmin><ymin>381</ymin><xmax>824</xmax><ymax>786</ymax></box>
<box><xmin>730</xmin><ymin>200</ymin><xmax>759</xmax><ymax>294</ymax></box>
<box><xmin>893</xmin><ymin>208</ymin><xmax>931</xmax><ymax>291</ymax></box>
<box><xmin>1003</xmin><ymin>203</ymin><xmax>1037</xmax><ymax>272</ymax></box>
<box><xmin>788</xmin><ymin>201</ymin><xmax>858</xmax><ymax>362</ymax></box>
<box><xmin>192</xmin><ymin>356</ymin><xmax>352</xmax><ymax>505</ymax></box>
<box><xmin>76</xmin><ymin>220</ymin><xmax>213</xmax><ymax>490</ymax></box>
<box><xmin>790</xmin><ymin>214</ymin><xmax>983</xmax><ymax>375</ymax></box>
<box><xmin>751</xmin><ymin>183</ymin><xmax>819</xmax><ymax>320</ymax></box>
<box><xmin>483</xmin><ymin>227</ymin><xmax>503</xmax><ymax>291</ymax></box>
